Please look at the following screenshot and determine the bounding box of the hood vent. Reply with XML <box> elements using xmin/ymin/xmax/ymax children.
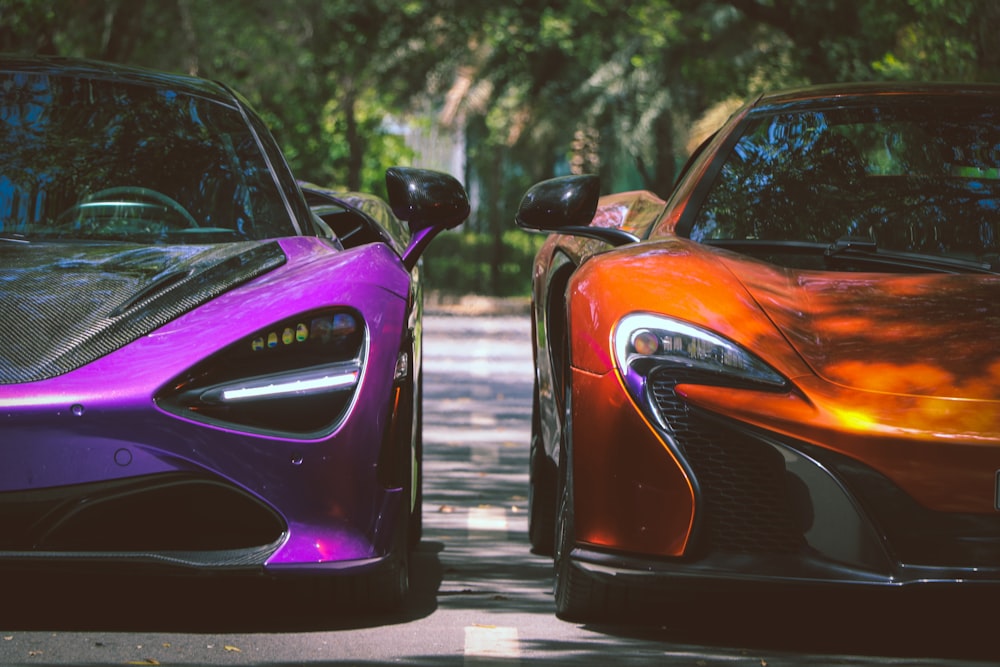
<box><xmin>0</xmin><ymin>242</ymin><xmax>286</xmax><ymax>384</ymax></box>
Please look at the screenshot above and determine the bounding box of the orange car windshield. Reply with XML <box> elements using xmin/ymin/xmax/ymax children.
<box><xmin>690</xmin><ymin>103</ymin><xmax>1000</xmax><ymax>271</ymax></box>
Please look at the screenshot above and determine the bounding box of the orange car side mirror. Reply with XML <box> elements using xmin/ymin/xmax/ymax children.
<box><xmin>515</xmin><ymin>175</ymin><xmax>637</xmax><ymax>246</ymax></box>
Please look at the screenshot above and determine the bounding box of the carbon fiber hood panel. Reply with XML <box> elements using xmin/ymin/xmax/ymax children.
<box><xmin>0</xmin><ymin>242</ymin><xmax>286</xmax><ymax>384</ymax></box>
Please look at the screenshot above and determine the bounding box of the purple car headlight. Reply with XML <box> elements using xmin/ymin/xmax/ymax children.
<box><xmin>157</xmin><ymin>309</ymin><xmax>366</xmax><ymax>436</ymax></box>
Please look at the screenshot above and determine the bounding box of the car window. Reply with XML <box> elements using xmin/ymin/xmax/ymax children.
<box><xmin>689</xmin><ymin>103</ymin><xmax>1000</xmax><ymax>264</ymax></box>
<box><xmin>0</xmin><ymin>71</ymin><xmax>296</xmax><ymax>243</ymax></box>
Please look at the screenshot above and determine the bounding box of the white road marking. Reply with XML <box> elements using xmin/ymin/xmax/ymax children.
<box><xmin>422</xmin><ymin>426</ymin><xmax>530</xmax><ymax>444</ymax></box>
<box><xmin>464</xmin><ymin>625</ymin><xmax>521</xmax><ymax>665</ymax></box>
<box><xmin>467</xmin><ymin>506</ymin><xmax>509</xmax><ymax>533</ymax></box>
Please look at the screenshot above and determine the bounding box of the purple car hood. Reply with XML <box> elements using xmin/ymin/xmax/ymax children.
<box><xmin>723</xmin><ymin>256</ymin><xmax>1000</xmax><ymax>400</ymax></box>
<box><xmin>0</xmin><ymin>241</ymin><xmax>286</xmax><ymax>384</ymax></box>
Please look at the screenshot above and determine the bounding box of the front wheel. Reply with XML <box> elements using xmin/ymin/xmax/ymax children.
<box><xmin>552</xmin><ymin>445</ymin><xmax>595</xmax><ymax>619</ymax></box>
<box><xmin>528</xmin><ymin>381</ymin><xmax>557</xmax><ymax>555</ymax></box>
<box><xmin>409</xmin><ymin>372</ymin><xmax>424</xmax><ymax>548</ymax></box>
<box><xmin>552</xmin><ymin>378</ymin><xmax>629</xmax><ymax>621</ymax></box>
<box><xmin>365</xmin><ymin>546</ymin><xmax>409</xmax><ymax>612</ymax></box>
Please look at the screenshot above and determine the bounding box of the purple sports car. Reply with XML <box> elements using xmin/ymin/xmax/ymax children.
<box><xmin>0</xmin><ymin>56</ymin><xmax>469</xmax><ymax>609</ymax></box>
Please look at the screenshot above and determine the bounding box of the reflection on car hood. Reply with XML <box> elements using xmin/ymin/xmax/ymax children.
<box><xmin>0</xmin><ymin>242</ymin><xmax>286</xmax><ymax>384</ymax></box>
<box><xmin>724</xmin><ymin>256</ymin><xmax>1000</xmax><ymax>400</ymax></box>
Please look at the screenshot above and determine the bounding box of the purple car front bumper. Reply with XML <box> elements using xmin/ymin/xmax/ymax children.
<box><xmin>0</xmin><ymin>237</ymin><xmax>412</xmax><ymax>577</ymax></box>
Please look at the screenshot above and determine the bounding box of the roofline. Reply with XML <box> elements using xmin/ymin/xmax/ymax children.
<box><xmin>0</xmin><ymin>54</ymin><xmax>235</xmax><ymax>103</ymax></box>
<box><xmin>753</xmin><ymin>81</ymin><xmax>1000</xmax><ymax>109</ymax></box>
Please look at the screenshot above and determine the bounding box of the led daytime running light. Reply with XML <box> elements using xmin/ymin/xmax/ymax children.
<box><xmin>198</xmin><ymin>362</ymin><xmax>362</xmax><ymax>404</ymax></box>
<box><xmin>221</xmin><ymin>370</ymin><xmax>359</xmax><ymax>401</ymax></box>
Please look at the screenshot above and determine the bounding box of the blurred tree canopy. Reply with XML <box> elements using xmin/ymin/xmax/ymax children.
<box><xmin>1</xmin><ymin>0</ymin><xmax>997</xmax><ymax>294</ymax></box>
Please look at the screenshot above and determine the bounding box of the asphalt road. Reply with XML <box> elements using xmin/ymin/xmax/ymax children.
<box><xmin>1</xmin><ymin>313</ymin><xmax>999</xmax><ymax>665</ymax></box>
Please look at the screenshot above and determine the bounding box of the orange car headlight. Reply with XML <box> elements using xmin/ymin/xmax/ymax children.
<box><xmin>613</xmin><ymin>313</ymin><xmax>787</xmax><ymax>389</ymax></box>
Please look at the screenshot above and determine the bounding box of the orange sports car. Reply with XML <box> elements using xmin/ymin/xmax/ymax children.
<box><xmin>517</xmin><ymin>83</ymin><xmax>1000</xmax><ymax>619</ymax></box>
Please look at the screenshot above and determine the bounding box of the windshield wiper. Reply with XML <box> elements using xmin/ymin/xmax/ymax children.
<box><xmin>825</xmin><ymin>236</ymin><xmax>998</xmax><ymax>274</ymax></box>
<box><xmin>824</xmin><ymin>236</ymin><xmax>877</xmax><ymax>256</ymax></box>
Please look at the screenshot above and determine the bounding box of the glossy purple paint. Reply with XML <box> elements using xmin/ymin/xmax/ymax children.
<box><xmin>0</xmin><ymin>237</ymin><xmax>413</xmax><ymax>568</ymax></box>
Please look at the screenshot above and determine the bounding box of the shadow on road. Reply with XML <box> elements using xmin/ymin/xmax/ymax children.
<box><xmin>570</xmin><ymin>584</ymin><xmax>1000</xmax><ymax>665</ymax></box>
<box><xmin>0</xmin><ymin>540</ymin><xmax>447</xmax><ymax>634</ymax></box>
<box><xmin>3</xmin><ymin>513</ymin><xmax>1000</xmax><ymax>665</ymax></box>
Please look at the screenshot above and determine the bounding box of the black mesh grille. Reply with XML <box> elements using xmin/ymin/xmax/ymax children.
<box><xmin>0</xmin><ymin>242</ymin><xmax>286</xmax><ymax>384</ymax></box>
<box><xmin>648</xmin><ymin>369</ymin><xmax>804</xmax><ymax>554</ymax></box>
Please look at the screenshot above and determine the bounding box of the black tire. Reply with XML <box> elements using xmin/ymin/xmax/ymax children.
<box><xmin>366</xmin><ymin>431</ymin><xmax>413</xmax><ymax>612</ymax></box>
<box><xmin>365</xmin><ymin>356</ymin><xmax>418</xmax><ymax>610</ymax></box>
<box><xmin>552</xmin><ymin>375</ymin><xmax>628</xmax><ymax>621</ymax></box>
<box><xmin>408</xmin><ymin>373</ymin><xmax>424</xmax><ymax>548</ymax></box>
<box><xmin>287</xmin><ymin>537</ymin><xmax>408</xmax><ymax>614</ymax></box>
<box><xmin>315</xmin><ymin>541</ymin><xmax>408</xmax><ymax>614</ymax></box>
<box><xmin>366</xmin><ymin>544</ymin><xmax>409</xmax><ymax>612</ymax></box>
<box><xmin>553</xmin><ymin>442</ymin><xmax>591</xmax><ymax>619</ymax></box>
<box><xmin>528</xmin><ymin>381</ymin><xmax>557</xmax><ymax>555</ymax></box>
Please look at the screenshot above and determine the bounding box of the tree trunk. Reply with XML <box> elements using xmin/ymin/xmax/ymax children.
<box><xmin>102</xmin><ymin>0</ymin><xmax>146</xmax><ymax>62</ymax></box>
<box><xmin>344</xmin><ymin>88</ymin><xmax>364</xmax><ymax>192</ymax></box>
<box><xmin>490</xmin><ymin>148</ymin><xmax>503</xmax><ymax>295</ymax></box>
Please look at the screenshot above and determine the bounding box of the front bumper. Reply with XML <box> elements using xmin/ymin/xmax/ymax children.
<box><xmin>0</xmin><ymin>409</ymin><xmax>406</xmax><ymax>577</ymax></box>
<box><xmin>571</xmin><ymin>542</ymin><xmax>1000</xmax><ymax>591</ymax></box>
<box><xmin>570</xmin><ymin>366</ymin><xmax>1000</xmax><ymax>589</ymax></box>
<box><xmin>0</xmin><ymin>306</ymin><xmax>408</xmax><ymax>576</ymax></box>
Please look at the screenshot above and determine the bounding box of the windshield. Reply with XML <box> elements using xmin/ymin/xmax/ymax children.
<box><xmin>0</xmin><ymin>70</ymin><xmax>295</xmax><ymax>243</ymax></box>
<box><xmin>690</xmin><ymin>100</ymin><xmax>1000</xmax><ymax>269</ymax></box>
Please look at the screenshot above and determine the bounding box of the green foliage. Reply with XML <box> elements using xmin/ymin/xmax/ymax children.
<box><xmin>2</xmin><ymin>0</ymin><xmax>997</xmax><ymax>295</ymax></box>
<box><xmin>872</xmin><ymin>0</ymin><xmax>998</xmax><ymax>81</ymax></box>
<box><xmin>421</xmin><ymin>229</ymin><xmax>547</xmax><ymax>297</ymax></box>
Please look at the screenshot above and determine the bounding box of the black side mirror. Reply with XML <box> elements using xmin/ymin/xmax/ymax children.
<box><xmin>515</xmin><ymin>174</ymin><xmax>637</xmax><ymax>246</ymax></box>
<box><xmin>386</xmin><ymin>167</ymin><xmax>470</xmax><ymax>269</ymax></box>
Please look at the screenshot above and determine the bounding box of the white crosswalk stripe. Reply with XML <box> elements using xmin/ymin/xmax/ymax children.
<box><xmin>464</xmin><ymin>625</ymin><xmax>521</xmax><ymax>665</ymax></box>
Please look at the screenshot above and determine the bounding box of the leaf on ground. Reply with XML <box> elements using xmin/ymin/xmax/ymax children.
<box><xmin>224</xmin><ymin>645</ymin><xmax>241</xmax><ymax>652</ymax></box>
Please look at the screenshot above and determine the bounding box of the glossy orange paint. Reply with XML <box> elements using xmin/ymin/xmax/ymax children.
<box><xmin>567</xmin><ymin>240</ymin><xmax>814</xmax><ymax>379</ymax></box>
<box><xmin>724</xmin><ymin>255</ymin><xmax>1000</xmax><ymax>399</ymax></box>
<box><xmin>564</xmin><ymin>222</ymin><xmax>1000</xmax><ymax>555</ymax></box>
<box><xmin>570</xmin><ymin>366</ymin><xmax>694</xmax><ymax>556</ymax></box>
<box><xmin>678</xmin><ymin>378</ymin><xmax>1000</xmax><ymax>514</ymax></box>
<box><xmin>564</xmin><ymin>240</ymin><xmax>809</xmax><ymax>557</ymax></box>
